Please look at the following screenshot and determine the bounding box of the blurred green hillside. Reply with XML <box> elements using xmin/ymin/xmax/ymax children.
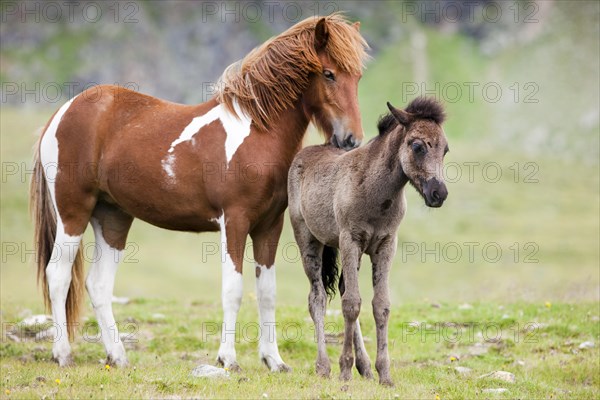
<box><xmin>1</xmin><ymin>1</ymin><xmax>599</xmax><ymax>313</ymax></box>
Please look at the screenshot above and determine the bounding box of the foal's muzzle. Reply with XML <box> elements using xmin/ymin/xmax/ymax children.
<box><xmin>423</xmin><ymin>178</ymin><xmax>448</xmax><ymax>208</ymax></box>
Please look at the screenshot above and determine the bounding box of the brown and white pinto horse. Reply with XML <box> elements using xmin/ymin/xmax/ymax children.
<box><xmin>30</xmin><ymin>14</ymin><xmax>368</xmax><ymax>371</ymax></box>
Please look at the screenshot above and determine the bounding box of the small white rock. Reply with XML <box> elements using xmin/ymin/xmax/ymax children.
<box><xmin>21</xmin><ymin>315</ymin><xmax>52</xmax><ymax>327</ymax></box>
<box><xmin>262</xmin><ymin>393</ymin><xmax>268</xmax><ymax>398</ymax></box>
<box><xmin>454</xmin><ymin>366</ymin><xmax>472</xmax><ymax>376</ymax></box>
<box><xmin>482</xmin><ymin>388</ymin><xmax>508</xmax><ymax>394</ymax></box>
<box><xmin>579</xmin><ymin>341</ymin><xmax>595</xmax><ymax>349</ymax></box>
<box><xmin>458</xmin><ymin>303</ymin><xmax>473</xmax><ymax>310</ymax></box>
<box><xmin>479</xmin><ymin>371</ymin><xmax>515</xmax><ymax>383</ymax></box>
<box><xmin>112</xmin><ymin>296</ymin><xmax>130</xmax><ymax>305</ymax></box>
<box><xmin>191</xmin><ymin>364</ymin><xmax>230</xmax><ymax>379</ymax></box>
<box><xmin>151</xmin><ymin>313</ymin><xmax>166</xmax><ymax>320</ymax></box>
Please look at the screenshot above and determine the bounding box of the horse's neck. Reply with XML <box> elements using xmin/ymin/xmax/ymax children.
<box><xmin>267</xmin><ymin>101</ymin><xmax>311</xmax><ymax>165</ymax></box>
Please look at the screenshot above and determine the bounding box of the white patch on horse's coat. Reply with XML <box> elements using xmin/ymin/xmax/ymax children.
<box><xmin>216</xmin><ymin>212</ymin><xmax>243</xmax><ymax>368</ymax></box>
<box><xmin>221</xmin><ymin>100</ymin><xmax>252</xmax><ymax>167</ymax></box>
<box><xmin>255</xmin><ymin>264</ymin><xmax>286</xmax><ymax>371</ymax></box>
<box><xmin>40</xmin><ymin>95</ymin><xmax>79</xmax><ymax>206</ymax></box>
<box><xmin>87</xmin><ymin>218</ymin><xmax>127</xmax><ymax>365</ymax></box>
<box><xmin>162</xmin><ymin>99</ymin><xmax>252</xmax><ymax>179</ymax></box>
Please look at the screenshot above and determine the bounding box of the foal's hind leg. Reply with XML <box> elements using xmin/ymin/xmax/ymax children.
<box><xmin>338</xmin><ymin>231</ymin><xmax>362</xmax><ymax>381</ymax></box>
<box><xmin>251</xmin><ymin>216</ymin><xmax>290</xmax><ymax>372</ymax></box>
<box><xmin>292</xmin><ymin>220</ymin><xmax>330</xmax><ymax>377</ymax></box>
<box><xmin>86</xmin><ymin>205</ymin><xmax>133</xmax><ymax>367</ymax></box>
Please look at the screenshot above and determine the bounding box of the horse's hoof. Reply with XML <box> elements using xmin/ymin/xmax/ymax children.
<box><xmin>106</xmin><ymin>355</ymin><xmax>129</xmax><ymax>368</ymax></box>
<box><xmin>53</xmin><ymin>354</ymin><xmax>74</xmax><ymax>367</ymax></box>
<box><xmin>261</xmin><ymin>355</ymin><xmax>292</xmax><ymax>373</ymax></box>
<box><xmin>227</xmin><ymin>362</ymin><xmax>242</xmax><ymax>372</ymax></box>
<box><xmin>216</xmin><ymin>356</ymin><xmax>241</xmax><ymax>372</ymax></box>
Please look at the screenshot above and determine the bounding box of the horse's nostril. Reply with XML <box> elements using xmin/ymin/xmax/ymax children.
<box><xmin>345</xmin><ymin>134</ymin><xmax>355</xmax><ymax>148</ymax></box>
<box><xmin>432</xmin><ymin>190</ymin><xmax>440</xmax><ymax>201</ymax></box>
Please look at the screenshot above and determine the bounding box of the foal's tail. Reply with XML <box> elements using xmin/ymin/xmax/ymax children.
<box><xmin>30</xmin><ymin>134</ymin><xmax>84</xmax><ymax>340</ymax></box>
<box><xmin>321</xmin><ymin>246</ymin><xmax>340</xmax><ymax>300</ymax></box>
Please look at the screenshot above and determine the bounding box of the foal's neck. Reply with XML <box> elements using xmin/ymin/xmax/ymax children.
<box><xmin>366</xmin><ymin>130</ymin><xmax>409</xmax><ymax>195</ymax></box>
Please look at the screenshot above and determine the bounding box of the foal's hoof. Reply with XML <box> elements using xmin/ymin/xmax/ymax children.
<box><xmin>355</xmin><ymin>359</ymin><xmax>373</xmax><ymax>379</ymax></box>
<box><xmin>379</xmin><ymin>377</ymin><xmax>394</xmax><ymax>387</ymax></box>
<box><xmin>315</xmin><ymin>362</ymin><xmax>331</xmax><ymax>378</ymax></box>
<box><xmin>339</xmin><ymin>370</ymin><xmax>353</xmax><ymax>382</ymax></box>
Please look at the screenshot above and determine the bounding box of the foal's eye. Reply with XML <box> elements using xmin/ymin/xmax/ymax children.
<box><xmin>412</xmin><ymin>142</ymin><xmax>426</xmax><ymax>155</ymax></box>
<box><xmin>323</xmin><ymin>70</ymin><xmax>335</xmax><ymax>81</ymax></box>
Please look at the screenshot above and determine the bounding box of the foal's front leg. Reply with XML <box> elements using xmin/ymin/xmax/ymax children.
<box><xmin>339</xmin><ymin>232</ymin><xmax>362</xmax><ymax>381</ymax></box>
<box><xmin>369</xmin><ymin>236</ymin><xmax>396</xmax><ymax>386</ymax></box>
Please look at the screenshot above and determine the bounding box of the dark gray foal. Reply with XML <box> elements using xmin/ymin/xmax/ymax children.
<box><xmin>288</xmin><ymin>97</ymin><xmax>449</xmax><ymax>385</ymax></box>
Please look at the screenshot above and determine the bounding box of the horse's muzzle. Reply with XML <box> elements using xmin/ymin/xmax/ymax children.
<box><xmin>423</xmin><ymin>178</ymin><xmax>448</xmax><ymax>208</ymax></box>
<box><xmin>331</xmin><ymin>133</ymin><xmax>360</xmax><ymax>150</ymax></box>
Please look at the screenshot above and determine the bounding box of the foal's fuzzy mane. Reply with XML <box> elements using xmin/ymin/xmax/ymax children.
<box><xmin>377</xmin><ymin>97</ymin><xmax>446</xmax><ymax>135</ymax></box>
<box><xmin>217</xmin><ymin>13</ymin><xmax>369</xmax><ymax>131</ymax></box>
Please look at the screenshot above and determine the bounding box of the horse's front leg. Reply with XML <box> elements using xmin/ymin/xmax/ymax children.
<box><xmin>216</xmin><ymin>212</ymin><xmax>249</xmax><ymax>371</ymax></box>
<box><xmin>369</xmin><ymin>235</ymin><xmax>396</xmax><ymax>386</ymax></box>
<box><xmin>251</xmin><ymin>216</ymin><xmax>291</xmax><ymax>372</ymax></box>
<box><xmin>339</xmin><ymin>231</ymin><xmax>362</xmax><ymax>381</ymax></box>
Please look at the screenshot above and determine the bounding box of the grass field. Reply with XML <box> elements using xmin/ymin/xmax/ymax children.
<box><xmin>1</xmin><ymin>15</ymin><xmax>599</xmax><ymax>399</ymax></box>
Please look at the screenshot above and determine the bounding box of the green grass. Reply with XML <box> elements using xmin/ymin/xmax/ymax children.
<box><xmin>1</xmin><ymin>8</ymin><xmax>599</xmax><ymax>397</ymax></box>
<box><xmin>0</xmin><ymin>300</ymin><xmax>598</xmax><ymax>399</ymax></box>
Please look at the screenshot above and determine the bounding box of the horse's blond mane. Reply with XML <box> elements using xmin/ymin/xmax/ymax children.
<box><xmin>217</xmin><ymin>13</ymin><xmax>369</xmax><ymax>131</ymax></box>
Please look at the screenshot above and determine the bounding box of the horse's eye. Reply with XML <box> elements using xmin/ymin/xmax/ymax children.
<box><xmin>412</xmin><ymin>142</ymin><xmax>425</xmax><ymax>154</ymax></box>
<box><xmin>323</xmin><ymin>70</ymin><xmax>335</xmax><ymax>81</ymax></box>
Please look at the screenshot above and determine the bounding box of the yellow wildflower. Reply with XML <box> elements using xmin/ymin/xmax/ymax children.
<box><xmin>435</xmin><ymin>394</ymin><xmax>441</xmax><ymax>400</ymax></box>
<box><xmin>449</xmin><ymin>356</ymin><xmax>457</xmax><ymax>362</ymax></box>
<box><xmin>5</xmin><ymin>389</ymin><xmax>10</xmax><ymax>395</ymax></box>
<box><xmin>545</xmin><ymin>301</ymin><xmax>552</xmax><ymax>308</ymax></box>
<box><xmin>105</xmin><ymin>364</ymin><xmax>111</xmax><ymax>371</ymax></box>
<box><xmin>55</xmin><ymin>379</ymin><xmax>61</xmax><ymax>385</ymax></box>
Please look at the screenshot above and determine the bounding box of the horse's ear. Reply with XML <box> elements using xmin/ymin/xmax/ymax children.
<box><xmin>315</xmin><ymin>18</ymin><xmax>329</xmax><ymax>51</ymax></box>
<box><xmin>352</xmin><ymin>21</ymin><xmax>361</xmax><ymax>31</ymax></box>
<box><xmin>387</xmin><ymin>102</ymin><xmax>412</xmax><ymax>126</ymax></box>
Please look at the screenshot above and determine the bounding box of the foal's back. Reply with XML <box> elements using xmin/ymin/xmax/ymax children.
<box><xmin>288</xmin><ymin>141</ymin><xmax>404</xmax><ymax>253</ymax></box>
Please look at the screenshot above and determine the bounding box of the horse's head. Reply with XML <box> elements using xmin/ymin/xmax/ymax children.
<box><xmin>385</xmin><ymin>98</ymin><xmax>449</xmax><ymax>208</ymax></box>
<box><xmin>303</xmin><ymin>17</ymin><xmax>368</xmax><ymax>150</ymax></box>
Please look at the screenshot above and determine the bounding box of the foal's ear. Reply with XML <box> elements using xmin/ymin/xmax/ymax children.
<box><xmin>352</xmin><ymin>21</ymin><xmax>361</xmax><ymax>31</ymax></box>
<box><xmin>387</xmin><ymin>102</ymin><xmax>412</xmax><ymax>126</ymax></box>
<box><xmin>315</xmin><ymin>18</ymin><xmax>329</xmax><ymax>51</ymax></box>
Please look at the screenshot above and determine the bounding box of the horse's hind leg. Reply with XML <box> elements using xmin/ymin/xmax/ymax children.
<box><xmin>47</xmin><ymin>221</ymin><xmax>85</xmax><ymax>366</ymax></box>
<box><xmin>251</xmin><ymin>216</ymin><xmax>290</xmax><ymax>372</ymax></box>
<box><xmin>86</xmin><ymin>204</ymin><xmax>133</xmax><ymax>367</ymax></box>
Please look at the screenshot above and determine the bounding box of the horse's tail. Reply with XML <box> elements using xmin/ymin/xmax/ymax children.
<box><xmin>30</xmin><ymin>134</ymin><xmax>84</xmax><ymax>340</ymax></box>
<box><xmin>321</xmin><ymin>246</ymin><xmax>339</xmax><ymax>300</ymax></box>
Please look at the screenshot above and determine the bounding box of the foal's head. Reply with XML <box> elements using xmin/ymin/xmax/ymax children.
<box><xmin>380</xmin><ymin>97</ymin><xmax>449</xmax><ymax>207</ymax></box>
<box><xmin>303</xmin><ymin>17</ymin><xmax>368</xmax><ymax>150</ymax></box>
